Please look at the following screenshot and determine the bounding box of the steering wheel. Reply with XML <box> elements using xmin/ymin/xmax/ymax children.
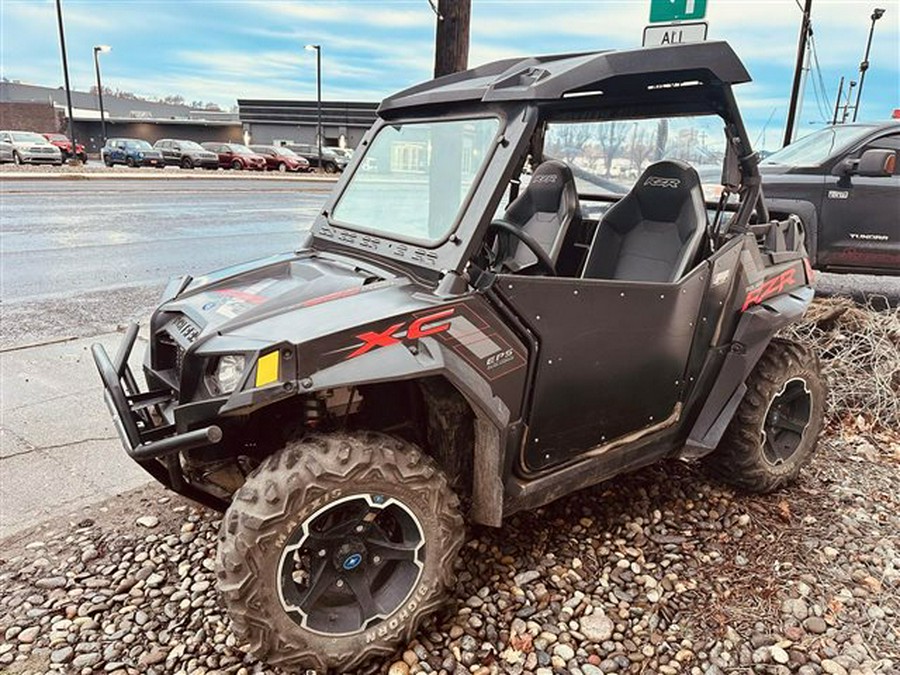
<box><xmin>486</xmin><ymin>219</ymin><xmax>557</xmax><ymax>276</ymax></box>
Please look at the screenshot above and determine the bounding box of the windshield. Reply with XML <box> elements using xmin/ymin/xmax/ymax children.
<box><xmin>46</xmin><ymin>133</ymin><xmax>67</xmax><ymax>141</ymax></box>
<box><xmin>179</xmin><ymin>140</ymin><xmax>205</xmax><ymax>151</ymax></box>
<box><xmin>331</xmin><ymin>117</ymin><xmax>499</xmax><ymax>244</ymax></box>
<box><xmin>125</xmin><ymin>140</ymin><xmax>153</xmax><ymax>150</ymax></box>
<box><xmin>544</xmin><ymin>115</ymin><xmax>726</xmax><ymax>199</ymax></box>
<box><xmin>763</xmin><ymin>126</ymin><xmax>873</xmax><ymax>167</ymax></box>
<box><xmin>230</xmin><ymin>144</ymin><xmax>255</xmax><ymax>155</ymax></box>
<box><xmin>12</xmin><ymin>132</ymin><xmax>48</xmax><ymax>143</ymax></box>
<box><xmin>277</xmin><ymin>147</ymin><xmax>298</xmax><ymax>157</ymax></box>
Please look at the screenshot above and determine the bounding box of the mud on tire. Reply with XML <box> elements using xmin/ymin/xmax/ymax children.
<box><xmin>215</xmin><ymin>432</ymin><xmax>465</xmax><ymax>673</ymax></box>
<box><xmin>704</xmin><ymin>338</ymin><xmax>826</xmax><ymax>493</ymax></box>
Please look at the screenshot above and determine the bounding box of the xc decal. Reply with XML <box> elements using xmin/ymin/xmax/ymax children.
<box><xmin>346</xmin><ymin>308</ymin><xmax>455</xmax><ymax>360</ymax></box>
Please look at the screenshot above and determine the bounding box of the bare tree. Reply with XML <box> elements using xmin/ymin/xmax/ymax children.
<box><xmin>597</xmin><ymin>122</ymin><xmax>629</xmax><ymax>176</ymax></box>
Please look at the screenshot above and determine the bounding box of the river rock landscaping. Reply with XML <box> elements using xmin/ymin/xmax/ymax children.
<box><xmin>0</xmin><ymin>419</ymin><xmax>897</xmax><ymax>675</ymax></box>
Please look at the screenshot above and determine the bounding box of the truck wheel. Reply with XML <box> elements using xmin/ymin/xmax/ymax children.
<box><xmin>181</xmin><ymin>157</ymin><xmax>194</xmax><ymax>169</ymax></box>
<box><xmin>13</xmin><ymin>151</ymin><xmax>23</xmax><ymax>165</ymax></box>
<box><xmin>704</xmin><ymin>339</ymin><xmax>825</xmax><ymax>493</ymax></box>
<box><xmin>216</xmin><ymin>432</ymin><xmax>465</xmax><ymax>672</ymax></box>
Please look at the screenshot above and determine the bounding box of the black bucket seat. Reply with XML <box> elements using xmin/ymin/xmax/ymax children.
<box><xmin>582</xmin><ymin>160</ymin><xmax>707</xmax><ymax>282</ymax></box>
<box><xmin>498</xmin><ymin>159</ymin><xmax>580</xmax><ymax>272</ymax></box>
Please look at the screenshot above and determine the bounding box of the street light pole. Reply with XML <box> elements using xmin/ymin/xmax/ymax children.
<box><xmin>54</xmin><ymin>0</ymin><xmax>78</xmax><ymax>164</ymax></box>
<box><xmin>852</xmin><ymin>8</ymin><xmax>886</xmax><ymax>122</ymax></box>
<box><xmin>305</xmin><ymin>44</ymin><xmax>322</xmax><ymax>172</ymax></box>
<box><xmin>93</xmin><ymin>45</ymin><xmax>111</xmax><ymax>148</ymax></box>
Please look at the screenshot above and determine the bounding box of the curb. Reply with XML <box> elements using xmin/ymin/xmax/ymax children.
<box><xmin>0</xmin><ymin>171</ymin><xmax>340</xmax><ymax>182</ymax></box>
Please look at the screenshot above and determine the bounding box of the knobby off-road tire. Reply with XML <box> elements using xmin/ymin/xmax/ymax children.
<box><xmin>216</xmin><ymin>432</ymin><xmax>465</xmax><ymax>673</ymax></box>
<box><xmin>705</xmin><ymin>338</ymin><xmax>826</xmax><ymax>493</ymax></box>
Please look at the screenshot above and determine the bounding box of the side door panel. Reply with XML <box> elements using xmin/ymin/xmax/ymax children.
<box><xmin>497</xmin><ymin>266</ymin><xmax>708</xmax><ymax>471</ymax></box>
<box><xmin>819</xmin><ymin>133</ymin><xmax>900</xmax><ymax>272</ymax></box>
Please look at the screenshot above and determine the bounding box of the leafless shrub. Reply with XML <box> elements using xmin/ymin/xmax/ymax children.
<box><xmin>780</xmin><ymin>296</ymin><xmax>900</xmax><ymax>430</ymax></box>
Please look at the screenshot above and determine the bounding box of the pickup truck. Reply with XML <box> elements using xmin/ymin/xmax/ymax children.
<box><xmin>760</xmin><ymin>122</ymin><xmax>899</xmax><ymax>276</ymax></box>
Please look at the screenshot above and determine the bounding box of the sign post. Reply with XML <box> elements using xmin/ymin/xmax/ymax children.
<box><xmin>644</xmin><ymin>0</ymin><xmax>709</xmax><ymax>47</ymax></box>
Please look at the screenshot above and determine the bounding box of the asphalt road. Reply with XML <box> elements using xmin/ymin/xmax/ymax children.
<box><xmin>1</xmin><ymin>178</ymin><xmax>330</xmax><ymax>348</ymax></box>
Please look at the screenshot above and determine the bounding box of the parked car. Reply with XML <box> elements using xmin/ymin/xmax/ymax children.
<box><xmin>284</xmin><ymin>142</ymin><xmax>347</xmax><ymax>173</ymax></box>
<box><xmin>248</xmin><ymin>145</ymin><xmax>311</xmax><ymax>172</ymax></box>
<box><xmin>154</xmin><ymin>139</ymin><xmax>219</xmax><ymax>169</ymax></box>
<box><xmin>101</xmin><ymin>138</ymin><xmax>165</xmax><ymax>168</ymax></box>
<box><xmin>760</xmin><ymin>122</ymin><xmax>899</xmax><ymax>275</ymax></box>
<box><xmin>327</xmin><ymin>146</ymin><xmax>353</xmax><ymax>161</ymax></box>
<box><xmin>42</xmin><ymin>133</ymin><xmax>87</xmax><ymax>162</ymax></box>
<box><xmin>93</xmin><ymin>41</ymin><xmax>825</xmax><ymax>673</ymax></box>
<box><xmin>0</xmin><ymin>130</ymin><xmax>63</xmax><ymax>165</ymax></box>
<box><xmin>200</xmin><ymin>142</ymin><xmax>267</xmax><ymax>171</ymax></box>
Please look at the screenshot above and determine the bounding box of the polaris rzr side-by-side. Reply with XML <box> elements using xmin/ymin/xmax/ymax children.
<box><xmin>93</xmin><ymin>41</ymin><xmax>825</xmax><ymax>672</ymax></box>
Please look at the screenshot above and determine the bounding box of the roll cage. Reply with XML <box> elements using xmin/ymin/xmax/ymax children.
<box><xmin>312</xmin><ymin>41</ymin><xmax>768</xmax><ymax>280</ymax></box>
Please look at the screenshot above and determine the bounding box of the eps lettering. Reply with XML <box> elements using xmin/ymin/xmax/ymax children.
<box><xmin>486</xmin><ymin>348</ymin><xmax>514</xmax><ymax>370</ymax></box>
<box><xmin>347</xmin><ymin>308</ymin><xmax>455</xmax><ymax>359</ymax></box>
<box><xmin>741</xmin><ymin>268</ymin><xmax>797</xmax><ymax>311</ymax></box>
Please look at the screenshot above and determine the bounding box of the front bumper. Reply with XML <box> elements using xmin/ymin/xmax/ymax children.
<box><xmin>21</xmin><ymin>150</ymin><xmax>62</xmax><ymax>163</ymax></box>
<box><xmin>91</xmin><ymin>323</ymin><xmax>222</xmax><ymax>462</ymax></box>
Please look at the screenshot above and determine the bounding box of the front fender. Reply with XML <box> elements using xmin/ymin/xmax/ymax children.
<box><xmin>305</xmin><ymin>336</ymin><xmax>513</xmax><ymax>527</ymax></box>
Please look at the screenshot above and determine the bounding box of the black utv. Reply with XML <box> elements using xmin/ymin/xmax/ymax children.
<box><xmin>93</xmin><ymin>41</ymin><xmax>825</xmax><ymax>672</ymax></box>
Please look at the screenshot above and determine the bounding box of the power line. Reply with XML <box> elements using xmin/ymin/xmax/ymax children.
<box><xmin>808</xmin><ymin>33</ymin><xmax>832</xmax><ymax>122</ymax></box>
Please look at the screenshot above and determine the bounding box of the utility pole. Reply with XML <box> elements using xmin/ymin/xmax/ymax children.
<box><xmin>852</xmin><ymin>8</ymin><xmax>886</xmax><ymax>122</ymax></box>
<box><xmin>783</xmin><ymin>0</ymin><xmax>813</xmax><ymax>147</ymax></box>
<box><xmin>831</xmin><ymin>76</ymin><xmax>844</xmax><ymax>125</ymax></box>
<box><xmin>54</xmin><ymin>0</ymin><xmax>79</xmax><ymax>164</ymax></box>
<box><xmin>433</xmin><ymin>0</ymin><xmax>471</xmax><ymax>78</ymax></box>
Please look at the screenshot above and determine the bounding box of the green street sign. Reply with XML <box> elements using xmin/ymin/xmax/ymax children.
<box><xmin>649</xmin><ymin>0</ymin><xmax>708</xmax><ymax>23</ymax></box>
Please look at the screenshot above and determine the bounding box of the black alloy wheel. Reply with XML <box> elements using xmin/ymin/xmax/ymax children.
<box><xmin>761</xmin><ymin>377</ymin><xmax>812</xmax><ymax>466</ymax></box>
<box><xmin>278</xmin><ymin>493</ymin><xmax>425</xmax><ymax>636</ymax></box>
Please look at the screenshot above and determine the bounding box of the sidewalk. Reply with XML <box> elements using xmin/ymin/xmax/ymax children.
<box><xmin>0</xmin><ymin>331</ymin><xmax>151</xmax><ymax>537</ymax></box>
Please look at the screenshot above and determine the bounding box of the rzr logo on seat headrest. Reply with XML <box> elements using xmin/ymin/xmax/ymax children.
<box><xmin>532</xmin><ymin>174</ymin><xmax>559</xmax><ymax>184</ymax></box>
<box><xmin>644</xmin><ymin>176</ymin><xmax>681</xmax><ymax>188</ymax></box>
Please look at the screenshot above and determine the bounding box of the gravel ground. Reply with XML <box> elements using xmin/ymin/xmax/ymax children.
<box><xmin>0</xmin><ymin>425</ymin><xmax>897</xmax><ymax>675</ymax></box>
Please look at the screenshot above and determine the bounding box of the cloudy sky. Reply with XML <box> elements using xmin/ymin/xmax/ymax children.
<box><xmin>1</xmin><ymin>0</ymin><xmax>898</xmax><ymax>151</ymax></box>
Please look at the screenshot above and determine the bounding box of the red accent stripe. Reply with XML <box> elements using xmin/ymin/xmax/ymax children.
<box><xmin>214</xmin><ymin>289</ymin><xmax>266</xmax><ymax>304</ymax></box>
<box><xmin>300</xmin><ymin>286</ymin><xmax>362</xmax><ymax>307</ymax></box>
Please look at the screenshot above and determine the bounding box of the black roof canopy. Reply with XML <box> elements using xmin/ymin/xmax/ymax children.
<box><xmin>379</xmin><ymin>41</ymin><xmax>751</xmax><ymax>116</ymax></box>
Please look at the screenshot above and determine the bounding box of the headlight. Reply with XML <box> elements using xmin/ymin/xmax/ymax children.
<box><xmin>137</xmin><ymin>152</ymin><xmax>144</xmax><ymax>159</ymax></box>
<box><xmin>207</xmin><ymin>354</ymin><xmax>246</xmax><ymax>395</ymax></box>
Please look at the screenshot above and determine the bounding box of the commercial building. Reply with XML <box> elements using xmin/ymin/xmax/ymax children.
<box><xmin>237</xmin><ymin>99</ymin><xmax>378</xmax><ymax>150</ymax></box>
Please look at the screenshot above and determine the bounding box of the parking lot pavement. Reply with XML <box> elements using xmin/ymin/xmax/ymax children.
<box><xmin>0</xmin><ymin>331</ymin><xmax>151</xmax><ymax>538</ymax></box>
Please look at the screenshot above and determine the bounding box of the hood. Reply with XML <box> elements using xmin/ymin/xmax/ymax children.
<box><xmin>159</xmin><ymin>251</ymin><xmax>425</xmax><ymax>347</ymax></box>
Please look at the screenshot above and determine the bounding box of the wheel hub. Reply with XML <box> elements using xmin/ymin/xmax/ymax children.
<box><xmin>277</xmin><ymin>493</ymin><xmax>425</xmax><ymax>637</ymax></box>
<box><xmin>762</xmin><ymin>377</ymin><xmax>812</xmax><ymax>466</ymax></box>
<box><xmin>334</xmin><ymin>541</ymin><xmax>367</xmax><ymax>572</ymax></box>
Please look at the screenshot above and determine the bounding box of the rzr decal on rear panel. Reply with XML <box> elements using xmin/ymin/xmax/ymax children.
<box><xmin>741</xmin><ymin>266</ymin><xmax>802</xmax><ymax>311</ymax></box>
